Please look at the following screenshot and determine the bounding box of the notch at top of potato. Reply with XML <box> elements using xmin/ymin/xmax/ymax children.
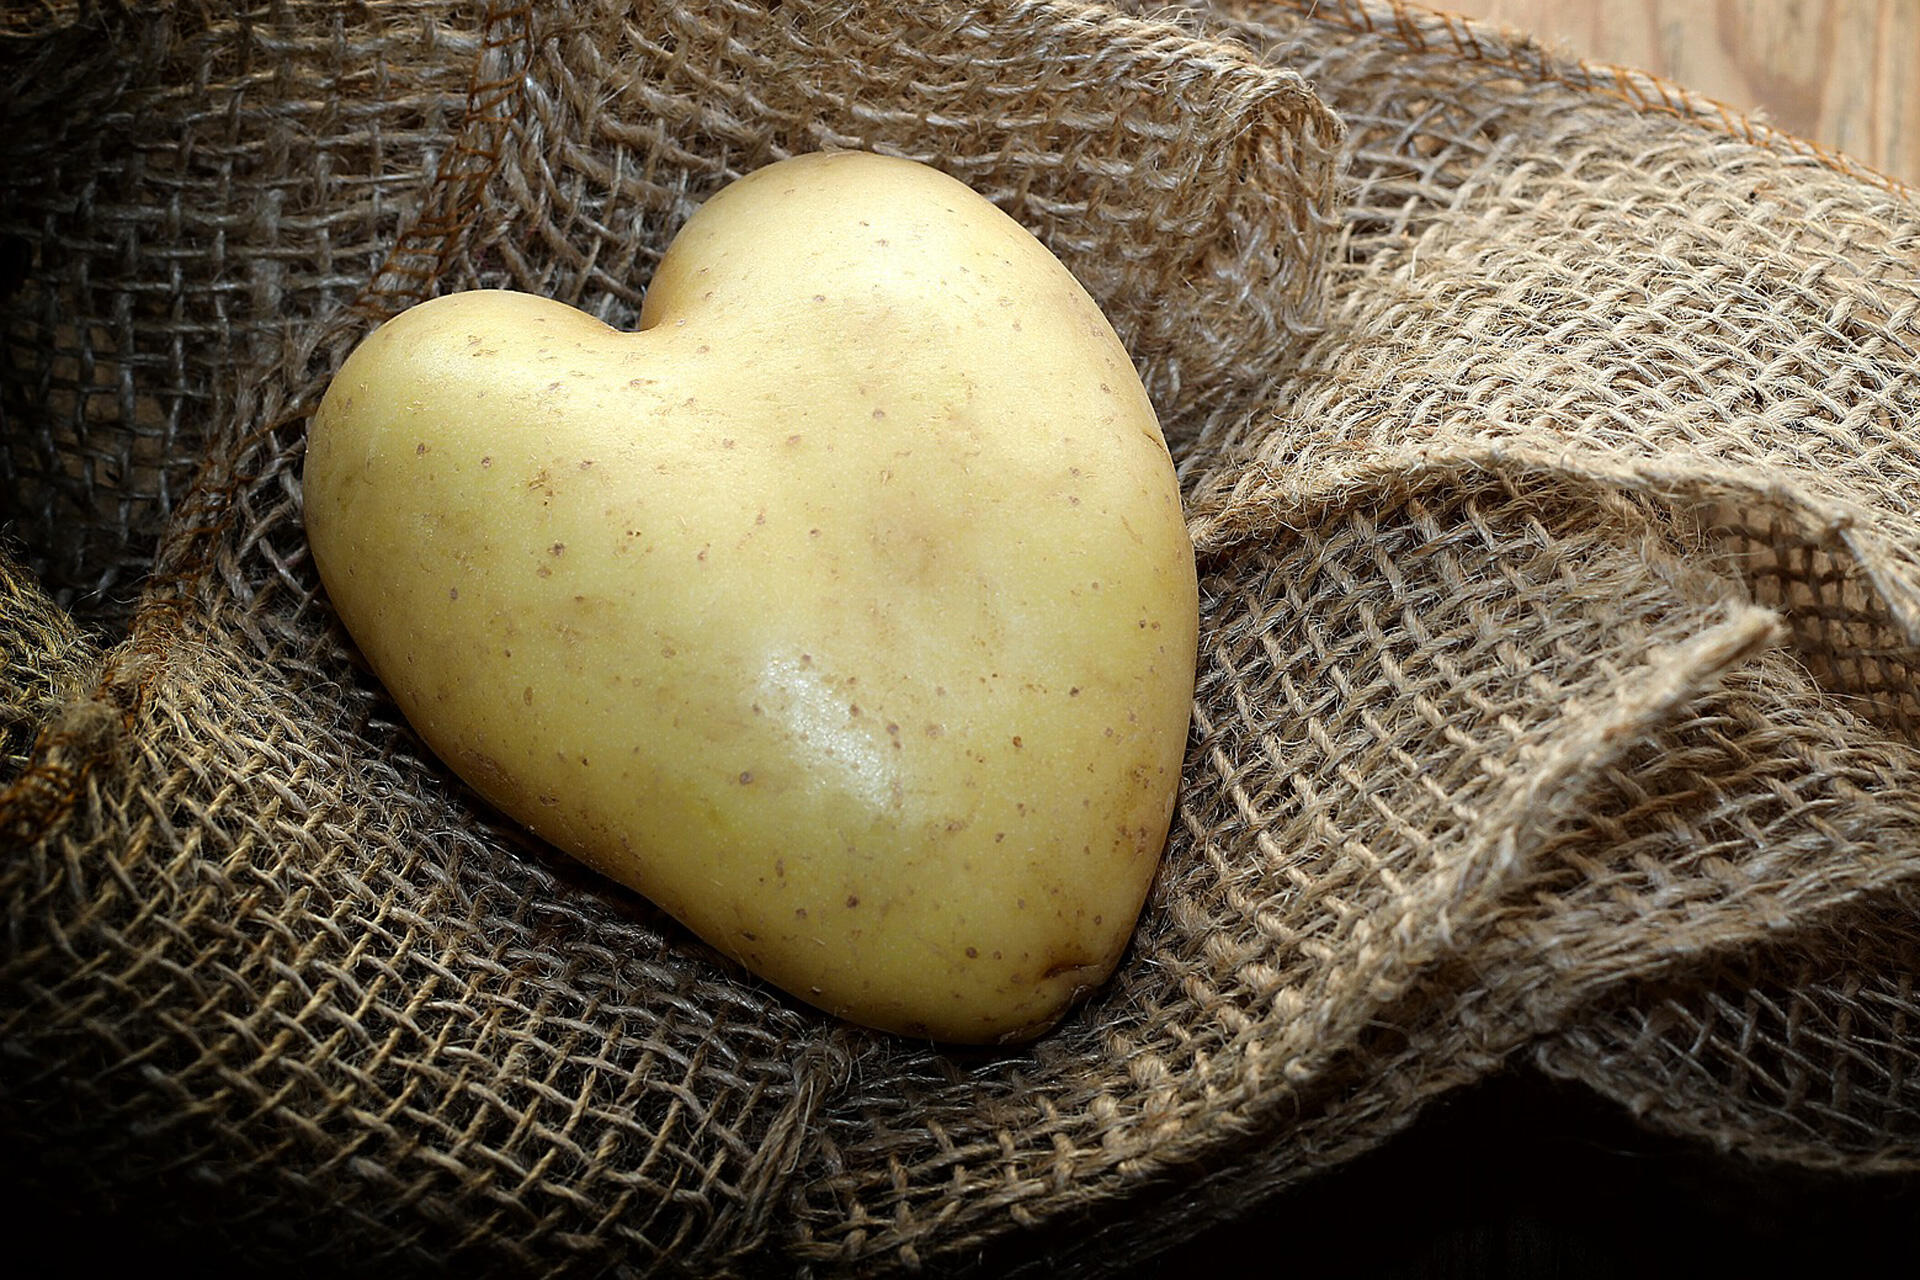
<box><xmin>304</xmin><ymin>152</ymin><xmax>1198</xmax><ymax>1042</ymax></box>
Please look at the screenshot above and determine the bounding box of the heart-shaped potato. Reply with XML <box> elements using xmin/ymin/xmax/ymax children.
<box><xmin>304</xmin><ymin>152</ymin><xmax>1198</xmax><ymax>1042</ymax></box>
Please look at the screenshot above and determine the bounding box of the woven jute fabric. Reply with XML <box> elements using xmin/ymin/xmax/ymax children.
<box><xmin>3</xmin><ymin>0</ymin><xmax>1917</xmax><ymax>1274</ymax></box>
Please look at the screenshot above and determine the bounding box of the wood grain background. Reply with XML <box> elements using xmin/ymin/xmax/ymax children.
<box><xmin>1443</xmin><ymin>0</ymin><xmax>1920</xmax><ymax>186</ymax></box>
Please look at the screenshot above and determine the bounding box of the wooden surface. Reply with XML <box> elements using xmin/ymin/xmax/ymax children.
<box><xmin>1442</xmin><ymin>0</ymin><xmax>1920</xmax><ymax>186</ymax></box>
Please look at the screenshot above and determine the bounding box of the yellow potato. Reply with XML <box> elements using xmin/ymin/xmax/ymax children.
<box><xmin>303</xmin><ymin>152</ymin><xmax>1198</xmax><ymax>1042</ymax></box>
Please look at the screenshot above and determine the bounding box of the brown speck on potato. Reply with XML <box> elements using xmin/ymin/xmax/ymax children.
<box><xmin>845</xmin><ymin>895</ymin><xmax>860</xmax><ymax>908</ymax></box>
<box><xmin>415</xmin><ymin>442</ymin><xmax>428</xmax><ymax>455</ymax></box>
<box><xmin>523</xmin><ymin>687</ymin><xmax>533</xmax><ymax>705</ymax></box>
<box><xmin>994</xmin><ymin>832</ymin><xmax>1005</xmax><ymax>843</ymax></box>
<box><xmin>738</xmin><ymin>771</ymin><xmax>753</xmax><ymax>784</ymax></box>
<box><xmin>1069</xmin><ymin>686</ymin><xmax>1081</xmax><ymax>696</ymax></box>
<box><xmin>550</xmin><ymin>542</ymin><xmax>566</xmax><ymax>556</ymax></box>
<box><xmin>579</xmin><ymin>459</ymin><xmax>593</xmax><ymax>469</ymax></box>
<box><xmin>536</xmin><ymin>565</ymin><xmax>552</xmax><ymax>578</ymax></box>
<box><xmin>448</xmin><ymin>587</ymin><xmax>458</xmax><ymax>601</ymax></box>
<box><xmin>1011</xmin><ymin>736</ymin><xmax>1023</xmax><ymax>749</ymax></box>
<box><xmin>794</xmin><ymin>907</ymin><xmax>808</xmax><ymax>919</ymax></box>
<box><xmin>871</xmin><ymin>408</ymin><xmax>886</xmax><ymax>420</ymax></box>
<box><xmin>812</xmin><ymin>294</ymin><xmax>826</xmax><ymax>302</ymax></box>
<box><xmin>965</xmin><ymin>947</ymin><xmax>978</xmax><ymax>959</ymax></box>
<box><xmin>848</xmin><ymin>704</ymin><xmax>861</xmax><ymax>717</ymax></box>
<box><xmin>480</xmin><ymin>456</ymin><xmax>493</xmax><ymax>468</ymax></box>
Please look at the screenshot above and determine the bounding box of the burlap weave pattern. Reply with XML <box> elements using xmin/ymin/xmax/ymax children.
<box><xmin>3</xmin><ymin>0</ymin><xmax>1917</xmax><ymax>1275</ymax></box>
<box><xmin>1177</xmin><ymin>0</ymin><xmax>1920</xmax><ymax>1203</ymax></box>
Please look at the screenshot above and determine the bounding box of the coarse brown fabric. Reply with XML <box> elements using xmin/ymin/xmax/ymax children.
<box><xmin>2</xmin><ymin>0</ymin><xmax>1917</xmax><ymax>1275</ymax></box>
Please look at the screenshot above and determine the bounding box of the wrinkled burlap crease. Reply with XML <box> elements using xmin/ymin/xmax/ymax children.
<box><xmin>5</xmin><ymin>0</ymin><xmax>1920</xmax><ymax>1274</ymax></box>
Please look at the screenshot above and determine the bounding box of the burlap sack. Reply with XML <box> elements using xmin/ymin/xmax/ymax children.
<box><xmin>3</xmin><ymin>0</ymin><xmax>1916</xmax><ymax>1274</ymax></box>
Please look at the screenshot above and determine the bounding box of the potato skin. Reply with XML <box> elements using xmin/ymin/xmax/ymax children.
<box><xmin>304</xmin><ymin>152</ymin><xmax>1198</xmax><ymax>1042</ymax></box>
